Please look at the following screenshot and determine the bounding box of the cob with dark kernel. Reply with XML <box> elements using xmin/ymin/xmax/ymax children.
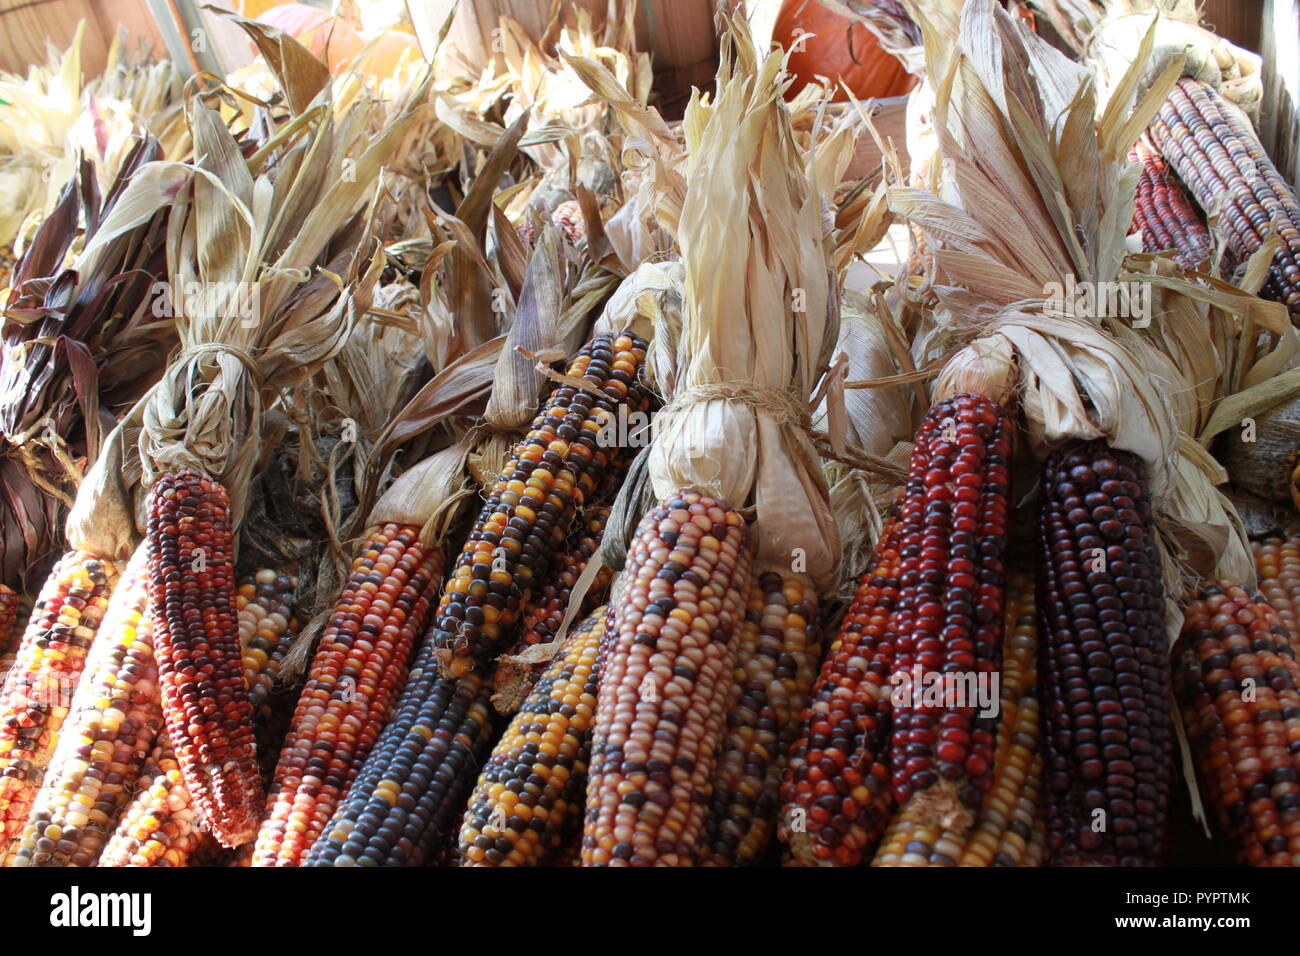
<box><xmin>1129</xmin><ymin>132</ymin><xmax>1213</xmax><ymax>269</ymax></box>
<box><xmin>253</xmin><ymin>525</ymin><xmax>445</xmax><ymax>866</ymax></box>
<box><xmin>146</xmin><ymin>470</ymin><xmax>262</xmax><ymax>848</ymax></box>
<box><xmin>11</xmin><ymin>546</ymin><xmax>160</xmax><ymax>867</ymax></box>
<box><xmin>1148</xmin><ymin>78</ymin><xmax>1300</xmax><ymax>321</ymax></box>
<box><xmin>432</xmin><ymin>331</ymin><xmax>651</xmax><ymax>679</ymax></box>
<box><xmin>700</xmin><ymin>573</ymin><xmax>823</xmax><ymax>865</ymax></box>
<box><xmin>1038</xmin><ymin>440</ymin><xmax>1170</xmax><ymax>866</ymax></box>
<box><xmin>1174</xmin><ymin>582</ymin><xmax>1300</xmax><ymax>866</ymax></box>
<box><xmin>491</xmin><ymin>505</ymin><xmax>614</xmax><ymax>715</ymax></box>
<box><xmin>780</xmin><ymin>520</ymin><xmax>900</xmax><ymax>866</ymax></box>
<box><xmin>889</xmin><ymin>394</ymin><xmax>1012</xmax><ymax>822</ymax></box>
<box><xmin>0</xmin><ymin>552</ymin><xmax>118</xmax><ymax>854</ymax></box>
<box><xmin>460</xmin><ymin>608</ymin><xmax>605</xmax><ymax>866</ymax></box>
<box><xmin>582</xmin><ymin>493</ymin><xmax>753</xmax><ymax>866</ymax></box>
<box><xmin>304</xmin><ymin>673</ymin><xmax>495</xmax><ymax>866</ymax></box>
<box><xmin>873</xmin><ymin>568</ymin><xmax>1044</xmax><ymax>866</ymax></box>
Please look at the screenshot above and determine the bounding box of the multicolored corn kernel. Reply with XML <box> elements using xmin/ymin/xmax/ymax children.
<box><xmin>491</xmin><ymin>505</ymin><xmax>614</xmax><ymax>715</ymax></box>
<box><xmin>147</xmin><ymin>470</ymin><xmax>263</xmax><ymax>848</ymax></box>
<box><xmin>1149</xmin><ymin>78</ymin><xmax>1300</xmax><ymax>322</ymax></box>
<box><xmin>431</xmin><ymin>331</ymin><xmax>650</xmax><ymax>679</ymax></box>
<box><xmin>1253</xmin><ymin>535</ymin><xmax>1300</xmax><ymax>641</ymax></box>
<box><xmin>238</xmin><ymin>568</ymin><xmax>298</xmax><ymax>721</ymax></box>
<box><xmin>781</xmin><ymin>520</ymin><xmax>899</xmax><ymax>866</ymax></box>
<box><xmin>0</xmin><ymin>586</ymin><xmax>19</xmax><ymax>658</ymax></box>
<box><xmin>701</xmin><ymin>573</ymin><xmax>823</xmax><ymax>866</ymax></box>
<box><xmin>873</xmin><ymin>569</ymin><xmax>1043</xmax><ymax>866</ymax></box>
<box><xmin>582</xmin><ymin>493</ymin><xmax>752</xmax><ymax>866</ymax></box>
<box><xmin>254</xmin><ymin>525</ymin><xmax>444</xmax><ymax>866</ymax></box>
<box><xmin>1038</xmin><ymin>440</ymin><xmax>1170</xmax><ymax>866</ymax></box>
<box><xmin>889</xmin><ymin>394</ymin><xmax>1012</xmax><ymax>820</ymax></box>
<box><xmin>460</xmin><ymin>608</ymin><xmax>606</xmax><ymax>866</ymax></box>
<box><xmin>304</xmin><ymin>671</ymin><xmax>495</xmax><ymax>866</ymax></box>
<box><xmin>1129</xmin><ymin>132</ymin><xmax>1213</xmax><ymax>270</ymax></box>
<box><xmin>1175</xmin><ymin>582</ymin><xmax>1300</xmax><ymax>866</ymax></box>
<box><xmin>0</xmin><ymin>551</ymin><xmax>118</xmax><ymax>854</ymax></box>
<box><xmin>98</xmin><ymin>733</ymin><xmax>205</xmax><ymax>867</ymax></box>
<box><xmin>517</xmin><ymin>199</ymin><xmax>586</xmax><ymax>246</ymax></box>
<box><xmin>11</xmin><ymin>545</ymin><xmax>161</xmax><ymax>867</ymax></box>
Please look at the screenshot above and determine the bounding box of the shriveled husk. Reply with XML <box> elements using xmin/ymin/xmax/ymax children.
<box><xmin>1082</xmin><ymin>1</ymin><xmax>1262</xmax><ymax>119</ymax></box>
<box><xmin>62</xmin><ymin>42</ymin><xmax>434</xmax><ymax>558</ymax></box>
<box><xmin>633</xmin><ymin>20</ymin><xmax>840</xmax><ymax>593</ymax></box>
<box><xmin>900</xmin><ymin>1</ymin><xmax>1253</xmax><ymax>597</ymax></box>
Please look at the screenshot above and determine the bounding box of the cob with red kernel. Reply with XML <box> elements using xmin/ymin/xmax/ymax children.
<box><xmin>0</xmin><ymin>587</ymin><xmax>19</xmax><ymax>659</ymax></box>
<box><xmin>253</xmin><ymin>523</ymin><xmax>446</xmax><ymax>866</ymax></box>
<box><xmin>1129</xmin><ymin>132</ymin><xmax>1213</xmax><ymax>269</ymax></box>
<box><xmin>887</xmin><ymin>393</ymin><xmax>1013</xmax><ymax>825</ymax></box>
<box><xmin>781</xmin><ymin>521</ymin><xmax>900</xmax><ymax>866</ymax></box>
<box><xmin>460</xmin><ymin>608</ymin><xmax>606</xmax><ymax>866</ymax></box>
<box><xmin>146</xmin><ymin>470</ymin><xmax>261</xmax><ymax>849</ymax></box>
<box><xmin>0</xmin><ymin>552</ymin><xmax>119</xmax><ymax>858</ymax></box>
<box><xmin>1037</xmin><ymin>441</ymin><xmax>1170</xmax><ymax>866</ymax></box>
<box><xmin>1147</xmin><ymin>78</ymin><xmax>1300</xmax><ymax>321</ymax></box>
<box><xmin>1174</xmin><ymin>582</ymin><xmax>1300</xmax><ymax>866</ymax></box>
<box><xmin>98</xmin><ymin>734</ymin><xmax>206</xmax><ymax>867</ymax></box>
<box><xmin>872</xmin><ymin>567</ymin><xmax>1044</xmax><ymax>867</ymax></box>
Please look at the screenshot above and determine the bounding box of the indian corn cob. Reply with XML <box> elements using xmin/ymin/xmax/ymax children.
<box><xmin>700</xmin><ymin>573</ymin><xmax>823</xmax><ymax>866</ymax></box>
<box><xmin>0</xmin><ymin>552</ymin><xmax>118</xmax><ymax>854</ymax></box>
<box><xmin>582</xmin><ymin>493</ymin><xmax>753</xmax><ymax>866</ymax></box>
<box><xmin>146</xmin><ymin>470</ymin><xmax>262</xmax><ymax>848</ymax></box>
<box><xmin>432</xmin><ymin>331</ymin><xmax>650</xmax><ymax>678</ymax></box>
<box><xmin>781</xmin><ymin>519</ymin><xmax>900</xmax><ymax>866</ymax></box>
<box><xmin>98</xmin><ymin>733</ymin><xmax>205</xmax><ymax>867</ymax></box>
<box><xmin>303</xmin><ymin>673</ymin><xmax>495</xmax><ymax>866</ymax></box>
<box><xmin>1038</xmin><ymin>440</ymin><xmax>1171</xmax><ymax>866</ymax></box>
<box><xmin>11</xmin><ymin>545</ymin><xmax>160</xmax><ymax>867</ymax></box>
<box><xmin>459</xmin><ymin>608</ymin><xmax>606</xmax><ymax>866</ymax></box>
<box><xmin>0</xmin><ymin>586</ymin><xmax>18</xmax><ymax>658</ymax></box>
<box><xmin>491</xmin><ymin>505</ymin><xmax>614</xmax><ymax>714</ymax></box>
<box><xmin>1129</xmin><ymin>132</ymin><xmax>1213</xmax><ymax>269</ymax></box>
<box><xmin>1148</xmin><ymin>78</ymin><xmax>1300</xmax><ymax>321</ymax></box>
<box><xmin>888</xmin><ymin>394</ymin><xmax>1012</xmax><ymax>821</ymax></box>
<box><xmin>872</xmin><ymin>568</ymin><xmax>1045</xmax><ymax>866</ymax></box>
<box><xmin>1174</xmin><ymin>582</ymin><xmax>1300</xmax><ymax>866</ymax></box>
<box><xmin>237</xmin><ymin>569</ymin><xmax>299</xmax><ymax>779</ymax></box>
<box><xmin>1253</xmin><ymin>535</ymin><xmax>1300</xmax><ymax>642</ymax></box>
<box><xmin>253</xmin><ymin>525</ymin><xmax>445</xmax><ymax>866</ymax></box>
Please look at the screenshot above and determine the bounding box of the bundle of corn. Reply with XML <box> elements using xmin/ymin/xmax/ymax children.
<box><xmin>49</xmin><ymin>42</ymin><xmax>436</xmax><ymax>850</ymax></box>
<box><xmin>871</xmin><ymin>567</ymin><xmax>1045</xmax><ymax>866</ymax></box>
<box><xmin>0</xmin><ymin>142</ymin><xmax>178</xmax><ymax>594</ymax></box>
<box><xmin>305</xmin><ymin>326</ymin><xmax>653</xmax><ymax>866</ymax></box>
<box><xmin>576</xmin><ymin>20</ymin><xmax>842</xmax><ymax>867</ymax></box>
<box><xmin>459</xmin><ymin>607</ymin><xmax>607</xmax><ymax>865</ymax></box>
<box><xmin>796</xmin><ymin>0</ymin><xmax>1253</xmax><ymax>868</ymax></box>
<box><xmin>1174</xmin><ymin>582</ymin><xmax>1300</xmax><ymax>866</ymax></box>
<box><xmin>1129</xmin><ymin>132</ymin><xmax>1212</xmax><ymax>268</ymax></box>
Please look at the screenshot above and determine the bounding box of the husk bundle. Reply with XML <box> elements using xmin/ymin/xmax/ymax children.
<box><xmin>635</xmin><ymin>19</ymin><xmax>841</xmax><ymax>594</ymax></box>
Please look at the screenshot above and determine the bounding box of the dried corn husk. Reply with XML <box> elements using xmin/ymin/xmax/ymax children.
<box><xmin>630</xmin><ymin>18</ymin><xmax>841</xmax><ymax>593</ymax></box>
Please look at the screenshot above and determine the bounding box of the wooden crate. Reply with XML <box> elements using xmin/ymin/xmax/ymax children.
<box><xmin>0</xmin><ymin>0</ymin><xmax>162</xmax><ymax>76</ymax></box>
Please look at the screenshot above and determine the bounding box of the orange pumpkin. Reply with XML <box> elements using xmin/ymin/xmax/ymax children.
<box><xmin>350</xmin><ymin>31</ymin><xmax>421</xmax><ymax>80</ymax></box>
<box><xmin>255</xmin><ymin>3</ymin><xmax>364</xmax><ymax>72</ymax></box>
<box><xmin>772</xmin><ymin>0</ymin><xmax>916</xmax><ymax>102</ymax></box>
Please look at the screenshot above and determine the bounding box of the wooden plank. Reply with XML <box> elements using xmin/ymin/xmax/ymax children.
<box><xmin>1259</xmin><ymin>0</ymin><xmax>1300</xmax><ymax>186</ymax></box>
<box><xmin>844</xmin><ymin>95</ymin><xmax>909</xmax><ymax>181</ymax></box>
<box><xmin>0</xmin><ymin>0</ymin><xmax>109</xmax><ymax>75</ymax></box>
<box><xmin>1201</xmin><ymin>0</ymin><xmax>1263</xmax><ymax>53</ymax></box>
<box><xmin>94</xmin><ymin>0</ymin><xmax>165</xmax><ymax>59</ymax></box>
